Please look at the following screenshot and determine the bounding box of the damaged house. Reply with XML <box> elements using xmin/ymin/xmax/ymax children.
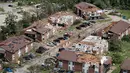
<box><xmin>0</xmin><ymin>35</ymin><xmax>33</xmax><ymax>63</ymax></box>
<box><xmin>24</xmin><ymin>20</ymin><xmax>55</xmax><ymax>41</ymax></box>
<box><xmin>57</xmin><ymin>50</ymin><xmax>112</xmax><ymax>73</ymax></box>
<box><xmin>48</xmin><ymin>11</ymin><xmax>82</xmax><ymax>29</ymax></box>
<box><xmin>75</xmin><ymin>2</ymin><xmax>104</xmax><ymax>20</ymax></box>
<box><xmin>73</xmin><ymin>35</ymin><xmax>108</xmax><ymax>54</ymax></box>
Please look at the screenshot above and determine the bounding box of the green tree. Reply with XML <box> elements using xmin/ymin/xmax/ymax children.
<box><xmin>4</xmin><ymin>13</ymin><xmax>18</xmax><ymax>35</ymax></box>
<box><xmin>0</xmin><ymin>26</ymin><xmax>8</xmax><ymax>40</ymax></box>
<box><xmin>21</xmin><ymin>11</ymin><xmax>32</xmax><ymax>28</ymax></box>
<box><xmin>121</xmin><ymin>35</ymin><xmax>130</xmax><ymax>42</ymax></box>
<box><xmin>108</xmin><ymin>52</ymin><xmax>123</xmax><ymax>64</ymax></box>
<box><xmin>108</xmin><ymin>40</ymin><xmax>122</xmax><ymax>52</ymax></box>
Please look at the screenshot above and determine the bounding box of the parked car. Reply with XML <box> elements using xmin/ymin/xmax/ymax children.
<box><xmin>52</xmin><ymin>42</ymin><xmax>57</xmax><ymax>46</ymax></box>
<box><xmin>58</xmin><ymin>70</ymin><xmax>65</xmax><ymax>73</ymax></box>
<box><xmin>89</xmin><ymin>20</ymin><xmax>96</xmax><ymax>24</ymax></box>
<box><xmin>66</xmin><ymin>70</ymin><xmax>74</xmax><ymax>73</ymax></box>
<box><xmin>53</xmin><ymin>39</ymin><xmax>60</xmax><ymax>43</ymax></box>
<box><xmin>8</xmin><ymin>5</ymin><xmax>13</xmax><ymax>7</ymax></box>
<box><xmin>47</xmin><ymin>42</ymin><xmax>55</xmax><ymax>47</ymax></box>
<box><xmin>57</xmin><ymin>37</ymin><xmax>66</xmax><ymax>40</ymax></box>
<box><xmin>76</xmin><ymin>26</ymin><xmax>81</xmax><ymax>30</ymax></box>
<box><xmin>59</xmin><ymin>48</ymin><xmax>65</xmax><ymax>52</ymax></box>
<box><xmin>28</xmin><ymin>53</ymin><xmax>35</xmax><ymax>59</ymax></box>
<box><xmin>80</xmin><ymin>24</ymin><xmax>87</xmax><ymax>27</ymax></box>
<box><xmin>36</xmin><ymin>46</ymin><xmax>48</xmax><ymax>54</ymax></box>
<box><xmin>23</xmin><ymin>55</ymin><xmax>31</xmax><ymax>60</ymax></box>
<box><xmin>63</xmin><ymin>34</ymin><xmax>71</xmax><ymax>38</ymax></box>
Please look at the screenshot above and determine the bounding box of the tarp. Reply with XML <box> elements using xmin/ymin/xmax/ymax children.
<box><xmin>5</xmin><ymin>68</ymin><xmax>13</xmax><ymax>72</ymax></box>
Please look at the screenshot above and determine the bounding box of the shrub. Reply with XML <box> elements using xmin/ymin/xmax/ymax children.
<box><xmin>121</xmin><ymin>35</ymin><xmax>130</xmax><ymax>42</ymax></box>
<box><xmin>0</xmin><ymin>7</ymin><xmax>4</xmax><ymax>12</ymax></box>
<box><xmin>72</xmin><ymin>20</ymin><xmax>81</xmax><ymax>25</ymax></box>
<box><xmin>108</xmin><ymin>40</ymin><xmax>122</xmax><ymax>52</ymax></box>
<box><xmin>17</xmin><ymin>2</ymin><xmax>24</xmax><ymax>6</ymax></box>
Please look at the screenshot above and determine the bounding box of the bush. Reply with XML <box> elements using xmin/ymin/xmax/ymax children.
<box><xmin>23</xmin><ymin>23</ymin><xmax>30</xmax><ymax>28</ymax></box>
<box><xmin>0</xmin><ymin>7</ymin><xmax>4</xmax><ymax>12</ymax></box>
<box><xmin>121</xmin><ymin>35</ymin><xmax>130</xmax><ymax>42</ymax></box>
<box><xmin>108</xmin><ymin>40</ymin><xmax>122</xmax><ymax>52</ymax></box>
<box><xmin>72</xmin><ymin>20</ymin><xmax>81</xmax><ymax>25</ymax></box>
<box><xmin>17</xmin><ymin>2</ymin><xmax>24</xmax><ymax>6</ymax></box>
<box><xmin>3</xmin><ymin>63</ymin><xmax>18</xmax><ymax>69</ymax></box>
<box><xmin>108</xmin><ymin>52</ymin><xmax>123</xmax><ymax>64</ymax></box>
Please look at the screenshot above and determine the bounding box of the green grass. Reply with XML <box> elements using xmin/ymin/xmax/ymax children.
<box><xmin>0</xmin><ymin>7</ymin><xmax>4</xmax><ymax>12</ymax></box>
<box><xmin>96</xmin><ymin>18</ymin><xmax>112</xmax><ymax>23</ymax></box>
<box><xmin>42</xmin><ymin>70</ymin><xmax>50</xmax><ymax>73</ymax></box>
<box><xmin>118</xmin><ymin>10</ymin><xmax>130</xmax><ymax>19</ymax></box>
<box><xmin>112</xmin><ymin>65</ymin><xmax>120</xmax><ymax>73</ymax></box>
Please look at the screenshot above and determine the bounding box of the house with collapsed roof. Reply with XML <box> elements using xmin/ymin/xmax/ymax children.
<box><xmin>48</xmin><ymin>11</ymin><xmax>82</xmax><ymax>29</ymax></box>
<box><xmin>72</xmin><ymin>35</ymin><xmax>108</xmax><ymax>54</ymax></box>
<box><xmin>57</xmin><ymin>50</ymin><xmax>112</xmax><ymax>73</ymax></box>
<box><xmin>24</xmin><ymin>20</ymin><xmax>55</xmax><ymax>41</ymax></box>
<box><xmin>101</xmin><ymin>20</ymin><xmax>130</xmax><ymax>39</ymax></box>
<box><xmin>120</xmin><ymin>58</ymin><xmax>130</xmax><ymax>73</ymax></box>
<box><xmin>0</xmin><ymin>35</ymin><xmax>33</xmax><ymax>63</ymax></box>
<box><xmin>75</xmin><ymin>2</ymin><xmax>104</xmax><ymax>20</ymax></box>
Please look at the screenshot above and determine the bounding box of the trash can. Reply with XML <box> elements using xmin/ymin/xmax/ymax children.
<box><xmin>122</xmin><ymin>16</ymin><xmax>126</xmax><ymax>19</ymax></box>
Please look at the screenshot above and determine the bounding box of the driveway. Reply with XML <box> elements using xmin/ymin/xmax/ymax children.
<box><xmin>107</xmin><ymin>15</ymin><xmax>122</xmax><ymax>21</ymax></box>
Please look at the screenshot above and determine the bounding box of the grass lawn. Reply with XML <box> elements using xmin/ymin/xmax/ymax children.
<box><xmin>42</xmin><ymin>70</ymin><xmax>50</xmax><ymax>73</ymax></box>
<box><xmin>118</xmin><ymin>10</ymin><xmax>130</xmax><ymax>19</ymax></box>
<box><xmin>112</xmin><ymin>65</ymin><xmax>120</xmax><ymax>73</ymax></box>
<box><xmin>96</xmin><ymin>18</ymin><xmax>112</xmax><ymax>23</ymax></box>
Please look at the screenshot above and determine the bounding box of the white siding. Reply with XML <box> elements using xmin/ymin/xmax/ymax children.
<box><xmin>25</xmin><ymin>46</ymin><xmax>28</xmax><ymax>53</ymax></box>
<box><xmin>59</xmin><ymin>61</ymin><xmax>63</xmax><ymax>68</ymax></box>
<box><xmin>12</xmin><ymin>54</ymin><xmax>15</xmax><ymax>60</ymax></box>
<box><xmin>18</xmin><ymin>49</ymin><xmax>21</xmax><ymax>57</ymax></box>
<box><xmin>68</xmin><ymin>61</ymin><xmax>74</xmax><ymax>70</ymax></box>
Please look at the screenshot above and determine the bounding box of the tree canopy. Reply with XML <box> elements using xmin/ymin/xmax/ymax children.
<box><xmin>108</xmin><ymin>39</ymin><xmax>122</xmax><ymax>52</ymax></box>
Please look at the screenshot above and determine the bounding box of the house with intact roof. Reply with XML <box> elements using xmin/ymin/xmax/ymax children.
<box><xmin>120</xmin><ymin>58</ymin><xmax>130</xmax><ymax>73</ymax></box>
<box><xmin>75</xmin><ymin>2</ymin><xmax>104</xmax><ymax>20</ymax></box>
<box><xmin>107</xmin><ymin>20</ymin><xmax>130</xmax><ymax>39</ymax></box>
<box><xmin>0</xmin><ymin>35</ymin><xmax>33</xmax><ymax>63</ymax></box>
<box><xmin>57</xmin><ymin>50</ymin><xmax>112</xmax><ymax>73</ymax></box>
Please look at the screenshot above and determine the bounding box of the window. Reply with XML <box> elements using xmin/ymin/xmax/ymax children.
<box><xmin>12</xmin><ymin>55</ymin><xmax>15</xmax><ymax>60</ymax></box>
<box><xmin>18</xmin><ymin>49</ymin><xmax>21</xmax><ymax>57</ymax></box>
<box><xmin>68</xmin><ymin>66</ymin><xmax>71</xmax><ymax>70</ymax></box>
<box><xmin>82</xmin><ymin>68</ymin><xmax>85</xmax><ymax>73</ymax></box>
<box><xmin>25</xmin><ymin>46</ymin><xmax>28</xmax><ymax>53</ymax></box>
<box><xmin>31</xmin><ymin>43</ymin><xmax>33</xmax><ymax>47</ymax></box>
<box><xmin>68</xmin><ymin>61</ymin><xmax>74</xmax><ymax>70</ymax></box>
<box><xmin>59</xmin><ymin>61</ymin><xmax>63</xmax><ymax>68</ymax></box>
<box><xmin>123</xmin><ymin>70</ymin><xmax>128</xmax><ymax>73</ymax></box>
